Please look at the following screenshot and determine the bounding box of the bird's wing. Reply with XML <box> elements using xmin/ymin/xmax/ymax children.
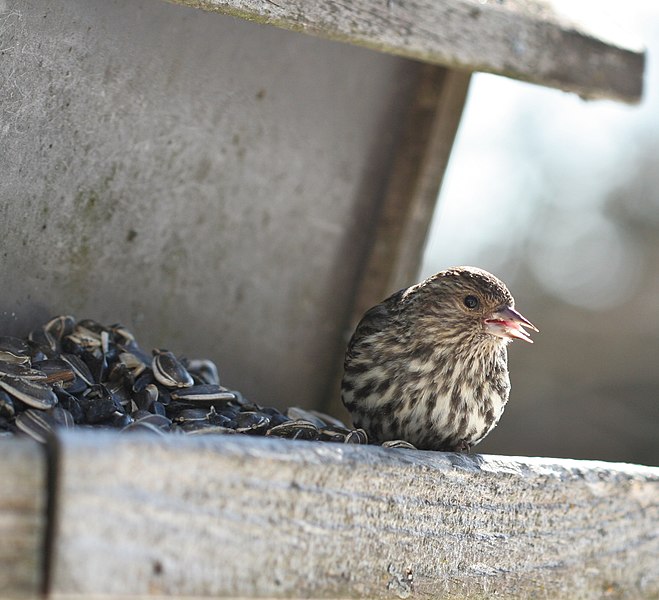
<box><xmin>345</xmin><ymin>288</ymin><xmax>406</xmax><ymax>360</ymax></box>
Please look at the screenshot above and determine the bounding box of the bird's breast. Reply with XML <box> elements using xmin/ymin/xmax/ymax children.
<box><xmin>342</xmin><ymin>335</ymin><xmax>511</xmax><ymax>451</ymax></box>
<box><xmin>405</xmin><ymin>345</ymin><xmax>510</xmax><ymax>447</ymax></box>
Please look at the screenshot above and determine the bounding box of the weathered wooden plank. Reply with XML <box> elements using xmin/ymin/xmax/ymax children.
<box><xmin>0</xmin><ymin>438</ymin><xmax>47</xmax><ymax>597</ymax></box>
<box><xmin>168</xmin><ymin>0</ymin><xmax>644</xmax><ymax>103</ymax></box>
<box><xmin>48</xmin><ymin>432</ymin><xmax>658</xmax><ymax>598</ymax></box>
<box><xmin>350</xmin><ymin>66</ymin><xmax>470</xmax><ymax>324</ymax></box>
<box><xmin>323</xmin><ymin>66</ymin><xmax>470</xmax><ymax>419</ymax></box>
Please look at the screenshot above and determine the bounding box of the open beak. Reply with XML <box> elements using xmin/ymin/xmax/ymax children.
<box><xmin>484</xmin><ymin>306</ymin><xmax>538</xmax><ymax>344</ymax></box>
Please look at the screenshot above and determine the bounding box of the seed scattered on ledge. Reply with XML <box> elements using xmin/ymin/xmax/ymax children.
<box><xmin>0</xmin><ymin>315</ymin><xmax>395</xmax><ymax>448</ymax></box>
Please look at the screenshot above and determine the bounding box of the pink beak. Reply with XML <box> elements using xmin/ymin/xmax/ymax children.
<box><xmin>484</xmin><ymin>306</ymin><xmax>538</xmax><ymax>343</ymax></box>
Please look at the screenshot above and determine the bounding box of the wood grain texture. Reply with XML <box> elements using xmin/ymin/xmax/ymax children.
<box><xmin>168</xmin><ymin>0</ymin><xmax>644</xmax><ymax>103</ymax></box>
<box><xmin>0</xmin><ymin>438</ymin><xmax>47</xmax><ymax>597</ymax></box>
<box><xmin>324</xmin><ymin>66</ymin><xmax>469</xmax><ymax>420</ymax></box>
<box><xmin>48</xmin><ymin>432</ymin><xmax>658</xmax><ymax>598</ymax></box>
<box><xmin>350</xmin><ymin>66</ymin><xmax>470</xmax><ymax>323</ymax></box>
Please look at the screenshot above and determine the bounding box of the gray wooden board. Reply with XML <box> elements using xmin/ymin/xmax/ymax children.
<box><xmin>350</xmin><ymin>67</ymin><xmax>471</xmax><ymax>321</ymax></box>
<box><xmin>171</xmin><ymin>0</ymin><xmax>645</xmax><ymax>103</ymax></box>
<box><xmin>324</xmin><ymin>67</ymin><xmax>471</xmax><ymax>420</ymax></box>
<box><xmin>48</xmin><ymin>432</ymin><xmax>658</xmax><ymax>598</ymax></box>
<box><xmin>0</xmin><ymin>438</ymin><xmax>47</xmax><ymax>597</ymax></box>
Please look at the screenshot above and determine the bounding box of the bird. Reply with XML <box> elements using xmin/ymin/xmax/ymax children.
<box><xmin>341</xmin><ymin>266</ymin><xmax>537</xmax><ymax>452</ymax></box>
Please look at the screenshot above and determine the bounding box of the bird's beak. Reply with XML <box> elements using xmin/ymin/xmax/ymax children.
<box><xmin>484</xmin><ymin>306</ymin><xmax>538</xmax><ymax>344</ymax></box>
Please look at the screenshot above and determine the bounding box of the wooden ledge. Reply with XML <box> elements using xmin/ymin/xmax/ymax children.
<box><xmin>168</xmin><ymin>0</ymin><xmax>645</xmax><ymax>103</ymax></box>
<box><xmin>28</xmin><ymin>432</ymin><xmax>655</xmax><ymax>598</ymax></box>
<box><xmin>0</xmin><ymin>438</ymin><xmax>47</xmax><ymax>597</ymax></box>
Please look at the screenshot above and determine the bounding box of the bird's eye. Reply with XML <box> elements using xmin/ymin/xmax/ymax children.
<box><xmin>464</xmin><ymin>295</ymin><xmax>479</xmax><ymax>309</ymax></box>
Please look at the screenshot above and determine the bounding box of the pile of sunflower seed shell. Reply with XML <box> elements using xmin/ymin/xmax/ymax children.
<box><xmin>0</xmin><ymin>315</ymin><xmax>414</xmax><ymax>448</ymax></box>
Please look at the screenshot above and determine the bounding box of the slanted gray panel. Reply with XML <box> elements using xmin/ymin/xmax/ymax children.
<box><xmin>0</xmin><ymin>0</ymin><xmax>420</xmax><ymax>408</ymax></box>
<box><xmin>172</xmin><ymin>0</ymin><xmax>645</xmax><ymax>103</ymax></box>
<box><xmin>48</xmin><ymin>432</ymin><xmax>659</xmax><ymax>598</ymax></box>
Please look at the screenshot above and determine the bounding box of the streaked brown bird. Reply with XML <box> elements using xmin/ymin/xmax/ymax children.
<box><xmin>341</xmin><ymin>266</ymin><xmax>537</xmax><ymax>452</ymax></box>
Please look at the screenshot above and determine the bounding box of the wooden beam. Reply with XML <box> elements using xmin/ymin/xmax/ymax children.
<box><xmin>0</xmin><ymin>438</ymin><xmax>47</xmax><ymax>597</ymax></box>
<box><xmin>48</xmin><ymin>432</ymin><xmax>659</xmax><ymax>598</ymax></box>
<box><xmin>322</xmin><ymin>65</ymin><xmax>469</xmax><ymax>420</ymax></box>
<box><xmin>353</xmin><ymin>66</ymin><xmax>471</xmax><ymax>322</ymax></box>
<box><xmin>169</xmin><ymin>0</ymin><xmax>644</xmax><ymax>103</ymax></box>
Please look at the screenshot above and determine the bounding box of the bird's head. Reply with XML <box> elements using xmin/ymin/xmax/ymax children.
<box><xmin>406</xmin><ymin>266</ymin><xmax>538</xmax><ymax>345</ymax></box>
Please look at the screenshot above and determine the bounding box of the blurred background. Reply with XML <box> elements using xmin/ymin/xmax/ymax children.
<box><xmin>420</xmin><ymin>1</ymin><xmax>659</xmax><ymax>466</ymax></box>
